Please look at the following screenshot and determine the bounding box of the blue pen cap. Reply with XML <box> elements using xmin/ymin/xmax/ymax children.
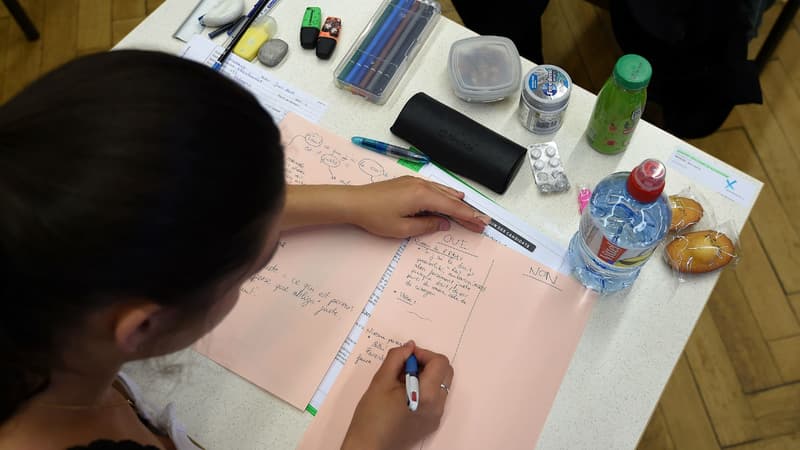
<box><xmin>405</xmin><ymin>354</ymin><xmax>418</xmax><ymax>375</ymax></box>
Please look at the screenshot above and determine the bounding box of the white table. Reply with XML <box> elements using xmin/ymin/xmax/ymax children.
<box><xmin>117</xmin><ymin>1</ymin><xmax>762</xmax><ymax>448</ymax></box>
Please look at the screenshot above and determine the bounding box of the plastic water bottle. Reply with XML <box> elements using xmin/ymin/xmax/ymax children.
<box><xmin>568</xmin><ymin>159</ymin><xmax>671</xmax><ymax>293</ymax></box>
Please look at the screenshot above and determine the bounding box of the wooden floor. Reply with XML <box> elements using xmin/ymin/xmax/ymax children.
<box><xmin>0</xmin><ymin>1</ymin><xmax>797</xmax><ymax>449</ymax></box>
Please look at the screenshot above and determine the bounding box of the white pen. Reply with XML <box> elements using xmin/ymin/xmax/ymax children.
<box><xmin>405</xmin><ymin>354</ymin><xmax>420</xmax><ymax>411</ymax></box>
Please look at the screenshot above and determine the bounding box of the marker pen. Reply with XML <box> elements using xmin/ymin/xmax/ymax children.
<box><xmin>405</xmin><ymin>354</ymin><xmax>419</xmax><ymax>411</ymax></box>
<box><xmin>300</xmin><ymin>6</ymin><xmax>322</xmax><ymax>49</ymax></box>
<box><xmin>316</xmin><ymin>16</ymin><xmax>341</xmax><ymax>60</ymax></box>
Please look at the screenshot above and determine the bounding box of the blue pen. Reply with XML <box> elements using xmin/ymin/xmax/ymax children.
<box><xmin>211</xmin><ymin>0</ymin><xmax>269</xmax><ymax>71</ymax></box>
<box><xmin>351</xmin><ymin>136</ymin><xmax>430</xmax><ymax>164</ymax></box>
<box><xmin>345</xmin><ymin>0</ymin><xmax>413</xmax><ymax>85</ymax></box>
<box><xmin>405</xmin><ymin>354</ymin><xmax>420</xmax><ymax>411</ymax></box>
<box><xmin>208</xmin><ymin>19</ymin><xmax>239</xmax><ymax>39</ymax></box>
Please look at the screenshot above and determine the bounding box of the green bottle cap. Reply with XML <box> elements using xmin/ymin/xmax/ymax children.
<box><xmin>613</xmin><ymin>54</ymin><xmax>652</xmax><ymax>91</ymax></box>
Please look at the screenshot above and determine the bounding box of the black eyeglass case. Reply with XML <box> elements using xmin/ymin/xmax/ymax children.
<box><xmin>390</xmin><ymin>92</ymin><xmax>526</xmax><ymax>194</ymax></box>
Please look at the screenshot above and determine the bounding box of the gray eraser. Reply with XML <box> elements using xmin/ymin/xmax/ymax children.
<box><xmin>257</xmin><ymin>39</ymin><xmax>289</xmax><ymax>67</ymax></box>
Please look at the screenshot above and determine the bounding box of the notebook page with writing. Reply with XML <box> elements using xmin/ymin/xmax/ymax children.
<box><xmin>298</xmin><ymin>227</ymin><xmax>596</xmax><ymax>449</ymax></box>
<box><xmin>196</xmin><ymin>113</ymin><xmax>414</xmax><ymax>409</ymax></box>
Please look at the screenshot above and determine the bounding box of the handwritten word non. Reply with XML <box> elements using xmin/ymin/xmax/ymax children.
<box><xmin>522</xmin><ymin>266</ymin><xmax>561</xmax><ymax>290</ymax></box>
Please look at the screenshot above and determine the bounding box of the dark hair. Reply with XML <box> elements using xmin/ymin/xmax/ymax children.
<box><xmin>0</xmin><ymin>51</ymin><xmax>285</xmax><ymax>422</ymax></box>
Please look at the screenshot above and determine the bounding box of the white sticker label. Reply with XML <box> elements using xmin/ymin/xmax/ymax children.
<box><xmin>668</xmin><ymin>148</ymin><xmax>760</xmax><ymax>207</ymax></box>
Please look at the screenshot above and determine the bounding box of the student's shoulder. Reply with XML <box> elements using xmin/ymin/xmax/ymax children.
<box><xmin>68</xmin><ymin>440</ymin><xmax>160</xmax><ymax>450</ymax></box>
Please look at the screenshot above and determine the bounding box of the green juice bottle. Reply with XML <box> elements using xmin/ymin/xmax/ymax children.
<box><xmin>586</xmin><ymin>54</ymin><xmax>652</xmax><ymax>154</ymax></box>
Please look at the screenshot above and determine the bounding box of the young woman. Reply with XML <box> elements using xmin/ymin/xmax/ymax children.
<box><xmin>0</xmin><ymin>51</ymin><xmax>489</xmax><ymax>449</ymax></box>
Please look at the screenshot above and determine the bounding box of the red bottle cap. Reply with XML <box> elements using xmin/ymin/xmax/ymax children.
<box><xmin>627</xmin><ymin>159</ymin><xmax>666</xmax><ymax>203</ymax></box>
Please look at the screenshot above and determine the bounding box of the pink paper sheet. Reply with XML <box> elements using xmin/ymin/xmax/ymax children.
<box><xmin>197</xmin><ymin>113</ymin><xmax>414</xmax><ymax>410</ymax></box>
<box><xmin>299</xmin><ymin>227</ymin><xmax>596</xmax><ymax>449</ymax></box>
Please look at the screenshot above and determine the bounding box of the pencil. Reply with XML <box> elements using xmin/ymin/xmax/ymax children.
<box><xmin>358</xmin><ymin>1</ymin><xmax>420</xmax><ymax>89</ymax></box>
<box><xmin>211</xmin><ymin>0</ymin><xmax>269</xmax><ymax>71</ymax></box>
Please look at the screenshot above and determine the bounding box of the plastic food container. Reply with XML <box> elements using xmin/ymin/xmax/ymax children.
<box><xmin>448</xmin><ymin>36</ymin><xmax>521</xmax><ymax>103</ymax></box>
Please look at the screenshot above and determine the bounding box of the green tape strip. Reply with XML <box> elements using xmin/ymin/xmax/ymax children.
<box><xmin>677</xmin><ymin>149</ymin><xmax>730</xmax><ymax>178</ymax></box>
<box><xmin>305</xmin><ymin>404</ymin><xmax>318</xmax><ymax>416</ymax></box>
<box><xmin>396</xmin><ymin>159</ymin><xmax>425</xmax><ymax>172</ymax></box>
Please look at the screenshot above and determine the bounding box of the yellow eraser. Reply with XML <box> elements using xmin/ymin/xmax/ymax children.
<box><xmin>233</xmin><ymin>28</ymin><xmax>270</xmax><ymax>61</ymax></box>
<box><xmin>233</xmin><ymin>15</ymin><xmax>278</xmax><ymax>61</ymax></box>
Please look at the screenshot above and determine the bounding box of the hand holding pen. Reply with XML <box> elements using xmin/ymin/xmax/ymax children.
<box><xmin>342</xmin><ymin>341</ymin><xmax>454</xmax><ymax>450</ymax></box>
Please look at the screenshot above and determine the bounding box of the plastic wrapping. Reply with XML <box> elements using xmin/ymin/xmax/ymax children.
<box><xmin>667</xmin><ymin>186</ymin><xmax>715</xmax><ymax>233</ymax></box>
<box><xmin>527</xmin><ymin>142</ymin><xmax>570</xmax><ymax>193</ymax></box>
<box><xmin>662</xmin><ymin>186</ymin><xmax>740</xmax><ymax>280</ymax></box>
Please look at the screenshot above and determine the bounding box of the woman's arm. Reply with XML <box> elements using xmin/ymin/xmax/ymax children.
<box><xmin>279</xmin><ymin>176</ymin><xmax>491</xmax><ymax>238</ymax></box>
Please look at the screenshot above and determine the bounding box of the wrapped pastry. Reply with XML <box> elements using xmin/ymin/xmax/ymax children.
<box><xmin>669</xmin><ymin>196</ymin><xmax>704</xmax><ymax>232</ymax></box>
<box><xmin>665</xmin><ymin>230</ymin><xmax>737</xmax><ymax>273</ymax></box>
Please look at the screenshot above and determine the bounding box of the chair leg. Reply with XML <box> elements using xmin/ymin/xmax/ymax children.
<box><xmin>756</xmin><ymin>0</ymin><xmax>799</xmax><ymax>72</ymax></box>
<box><xmin>2</xmin><ymin>0</ymin><xmax>40</xmax><ymax>41</ymax></box>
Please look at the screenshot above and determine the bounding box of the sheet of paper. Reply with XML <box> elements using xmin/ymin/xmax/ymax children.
<box><xmin>298</xmin><ymin>227</ymin><xmax>596</xmax><ymax>450</ymax></box>
<box><xmin>419</xmin><ymin>163</ymin><xmax>568</xmax><ymax>271</ymax></box>
<box><xmin>180</xmin><ymin>36</ymin><xmax>328</xmax><ymax>124</ymax></box>
<box><xmin>197</xmin><ymin>113</ymin><xmax>415</xmax><ymax>410</ymax></box>
<box><xmin>667</xmin><ymin>147</ymin><xmax>760</xmax><ymax>208</ymax></box>
<box><xmin>307</xmin><ymin>157</ymin><xmax>569</xmax><ymax>414</ymax></box>
<box><xmin>306</xmin><ymin>239</ymin><xmax>408</xmax><ymax>415</ymax></box>
<box><xmin>307</xmin><ymin>144</ymin><xmax>570</xmax><ymax>414</ymax></box>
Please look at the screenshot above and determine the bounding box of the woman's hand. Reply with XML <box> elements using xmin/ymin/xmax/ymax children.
<box><xmin>280</xmin><ymin>177</ymin><xmax>491</xmax><ymax>237</ymax></box>
<box><xmin>341</xmin><ymin>341</ymin><xmax>454</xmax><ymax>450</ymax></box>
<box><xmin>346</xmin><ymin>176</ymin><xmax>490</xmax><ymax>238</ymax></box>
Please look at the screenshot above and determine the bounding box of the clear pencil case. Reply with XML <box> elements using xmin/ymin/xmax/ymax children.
<box><xmin>334</xmin><ymin>0</ymin><xmax>441</xmax><ymax>104</ymax></box>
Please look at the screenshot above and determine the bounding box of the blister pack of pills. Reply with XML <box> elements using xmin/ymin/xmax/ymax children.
<box><xmin>527</xmin><ymin>142</ymin><xmax>570</xmax><ymax>193</ymax></box>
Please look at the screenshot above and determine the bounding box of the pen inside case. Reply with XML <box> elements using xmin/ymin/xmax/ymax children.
<box><xmin>333</xmin><ymin>0</ymin><xmax>441</xmax><ymax>104</ymax></box>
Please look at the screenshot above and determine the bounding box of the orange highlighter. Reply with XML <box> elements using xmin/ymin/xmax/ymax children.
<box><xmin>316</xmin><ymin>16</ymin><xmax>341</xmax><ymax>60</ymax></box>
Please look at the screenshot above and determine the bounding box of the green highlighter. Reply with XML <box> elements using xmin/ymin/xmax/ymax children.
<box><xmin>300</xmin><ymin>6</ymin><xmax>322</xmax><ymax>49</ymax></box>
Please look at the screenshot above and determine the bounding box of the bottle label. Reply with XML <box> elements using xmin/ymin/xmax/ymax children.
<box><xmin>581</xmin><ymin>214</ymin><xmax>658</xmax><ymax>267</ymax></box>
